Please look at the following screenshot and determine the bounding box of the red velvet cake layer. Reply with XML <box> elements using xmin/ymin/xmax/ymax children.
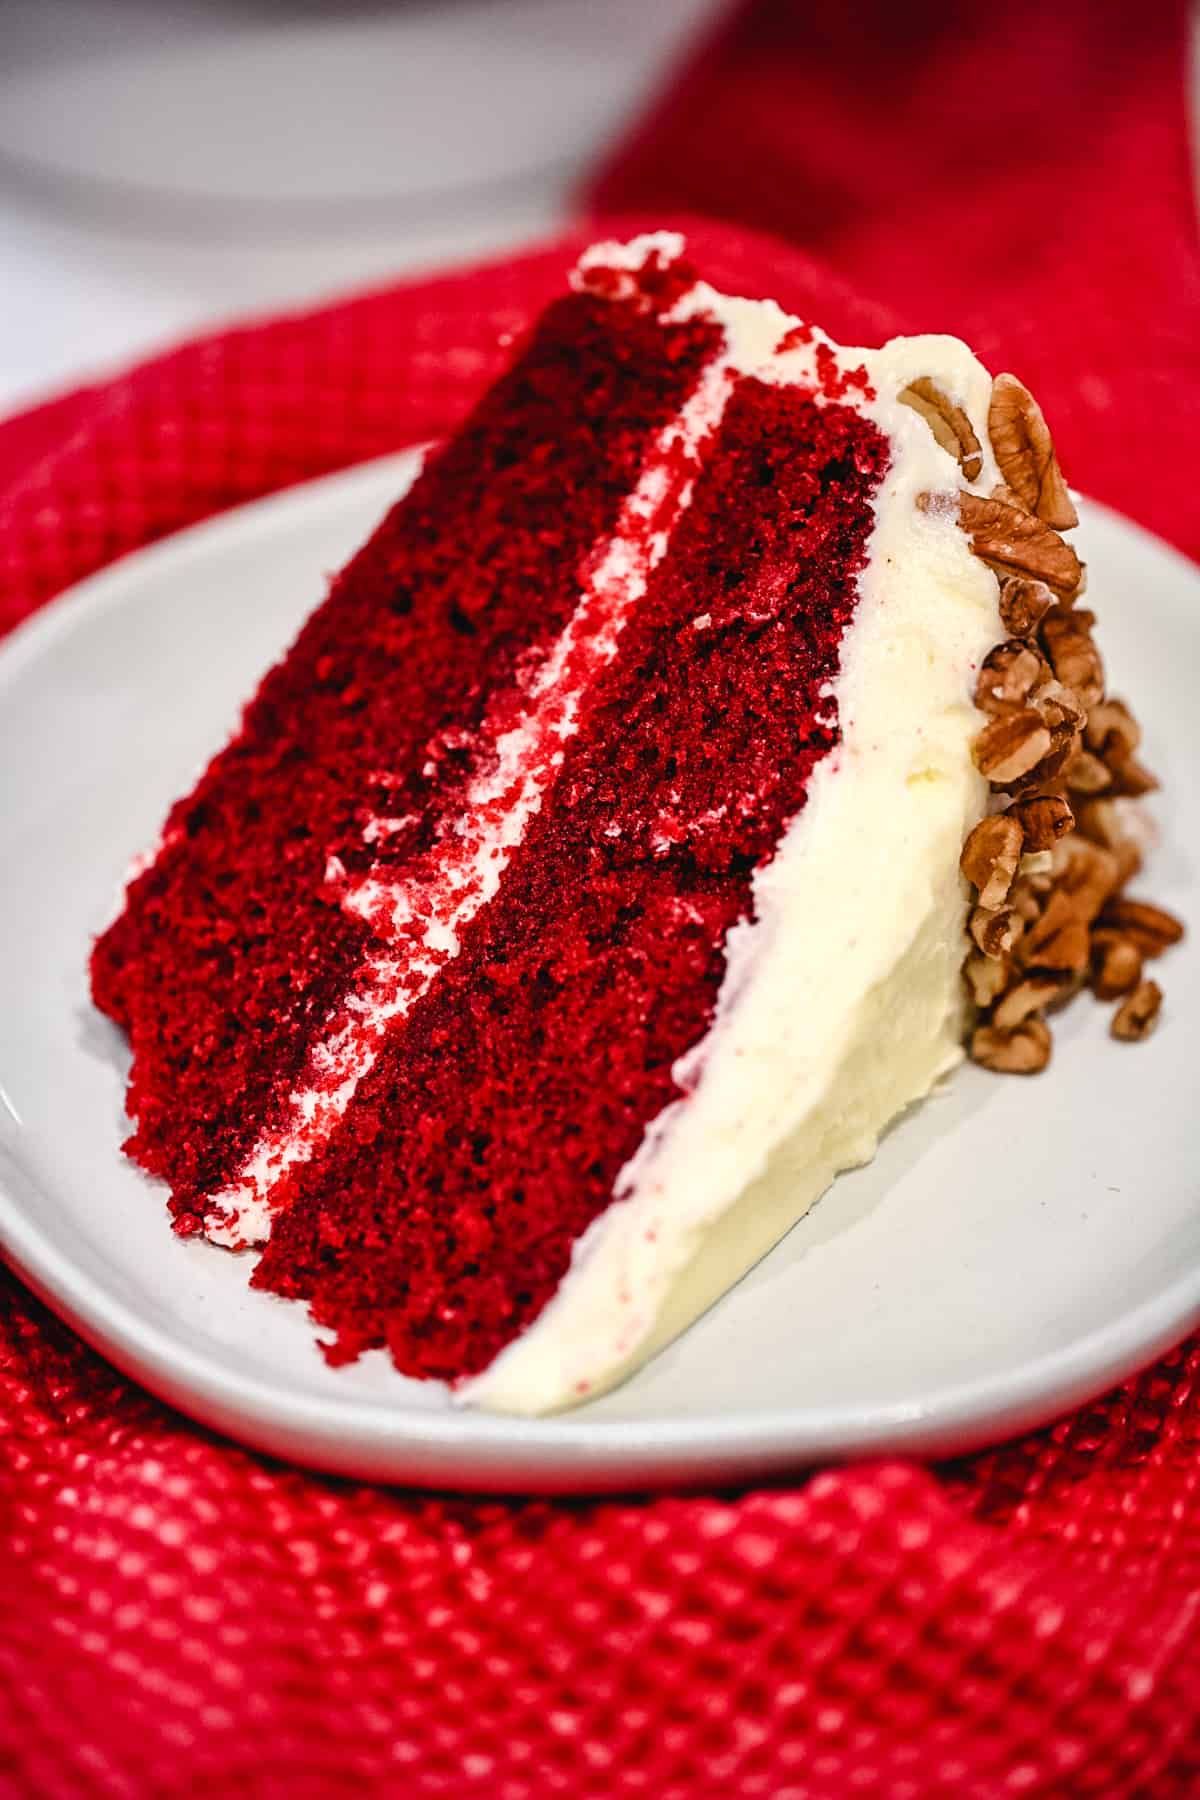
<box><xmin>92</xmin><ymin>292</ymin><xmax>718</xmax><ymax>1212</ymax></box>
<box><xmin>250</xmin><ymin>380</ymin><xmax>887</xmax><ymax>1380</ymax></box>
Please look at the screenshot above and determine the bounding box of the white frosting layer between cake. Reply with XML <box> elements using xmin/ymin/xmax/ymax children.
<box><xmin>463</xmin><ymin>253</ymin><xmax>1004</xmax><ymax>1412</ymax></box>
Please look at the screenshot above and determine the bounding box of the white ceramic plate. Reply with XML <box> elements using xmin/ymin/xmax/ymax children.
<box><xmin>1</xmin><ymin>452</ymin><xmax>1197</xmax><ymax>1492</ymax></box>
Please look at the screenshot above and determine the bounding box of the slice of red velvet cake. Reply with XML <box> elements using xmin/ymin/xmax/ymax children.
<box><xmin>92</xmin><ymin>233</ymin><xmax>1177</xmax><ymax>1413</ymax></box>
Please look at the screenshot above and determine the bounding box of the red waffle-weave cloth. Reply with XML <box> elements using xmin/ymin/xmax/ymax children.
<box><xmin>589</xmin><ymin>0</ymin><xmax>1200</xmax><ymax>563</ymax></box>
<box><xmin>2</xmin><ymin>26</ymin><xmax>1199</xmax><ymax>1785</ymax></box>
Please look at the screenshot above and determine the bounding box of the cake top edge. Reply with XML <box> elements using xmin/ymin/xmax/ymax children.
<box><xmin>569</xmin><ymin>231</ymin><xmax>998</xmax><ymax>477</ymax></box>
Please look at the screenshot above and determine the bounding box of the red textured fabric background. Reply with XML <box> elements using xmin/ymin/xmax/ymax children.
<box><xmin>2</xmin><ymin>1</ymin><xmax>1199</xmax><ymax>1792</ymax></box>
<box><xmin>589</xmin><ymin>0</ymin><xmax>1200</xmax><ymax>563</ymax></box>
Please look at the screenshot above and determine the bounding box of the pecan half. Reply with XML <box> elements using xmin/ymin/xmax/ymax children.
<box><xmin>1097</xmin><ymin>898</ymin><xmax>1185</xmax><ymax>956</ymax></box>
<box><xmin>970</xmin><ymin>1017</ymin><xmax>1052</xmax><ymax>1074</ymax></box>
<box><xmin>998</xmin><ymin>576</ymin><xmax>1054</xmax><ymax>639</ymax></box>
<box><xmin>987</xmin><ymin>373</ymin><xmax>1079</xmax><ymax>530</ymax></box>
<box><xmin>1111</xmin><ymin>979</ymin><xmax>1163</xmax><ymax>1042</ymax></box>
<box><xmin>972</xmin><ymin>709</ymin><xmax>1052</xmax><ymax>786</ymax></box>
<box><xmin>960</xmin><ymin>814</ymin><xmax>1024</xmax><ymax>907</ymax></box>
<box><xmin>1090</xmin><ymin>930</ymin><xmax>1144</xmax><ymax>1000</ymax></box>
<box><xmin>957</xmin><ymin>492</ymin><xmax>1083</xmax><ymax>596</ymax></box>
<box><xmin>899</xmin><ymin>378</ymin><xmax>984</xmax><ymax>481</ymax></box>
<box><xmin>1040</xmin><ymin>608</ymin><xmax>1104</xmax><ymax>708</ymax></box>
<box><xmin>1012</xmin><ymin>793</ymin><xmax>1074</xmax><ymax>850</ymax></box>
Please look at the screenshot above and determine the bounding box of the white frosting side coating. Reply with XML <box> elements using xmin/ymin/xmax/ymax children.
<box><xmin>463</xmin><ymin>279</ymin><xmax>1003</xmax><ymax>1413</ymax></box>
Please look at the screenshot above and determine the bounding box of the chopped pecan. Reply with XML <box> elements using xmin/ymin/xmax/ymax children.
<box><xmin>993</xmin><ymin>975</ymin><xmax>1063</xmax><ymax>1030</ymax></box>
<box><xmin>960</xmin><ymin>814</ymin><xmax>1024</xmax><ymax>907</ymax></box>
<box><xmin>1040</xmin><ymin>608</ymin><xmax>1104</xmax><ymax>708</ymax></box>
<box><xmin>1023</xmin><ymin>889</ymin><xmax>1074</xmax><ymax>945</ymax></box>
<box><xmin>998</xmin><ymin>576</ymin><xmax>1054</xmax><ymax>639</ymax></box>
<box><xmin>964</xmin><ymin>951</ymin><xmax>1011</xmax><ymax>1007</ymax></box>
<box><xmin>1018</xmin><ymin>749</ymin><xmax>1075</xmax><ymax>797</ymax></box>
<box><xmin>970</xmin><ymin>1017</ymin><xmax>1052</xmax><ymax>1074</ymax></box>
<box><xmin>1117</xmin><ymin>841</ymin><xmax>1143</xmax><ymax>887</ymax></box>
<box><xmin>953</xmin><ymin>367</ymin><xmax>1175</xmax><ymax>1074</ymax></box>
<box><xmin>1111</xmin><ymin>979</ymin><xmax>1163</xmax><ymax>1042</ymax></box>
<box><xmin>1023</xmin><ymin>913</ymin><xmax>1090</xmax><ymax>977</ymax></box>
<box><xmin>1115</xmin><ymin>841</ymin><xmax>1143</xmax><ymax>886</ymax></box>
<box><xmin>1085</xmin><ymin>697</ymin><xmax>1141</xmax><ymax>762</ymax></box>
<box><xmin>987</xmin><ymin>373</ymin><xmax>1079</xmax><ymax>530</ymax></box>
<box><xmin>1008</xmin><ymin>875</ymin><xmax>1046</xmax><ymax>923</ymax></box>
<box><xmin>1097</xmin><ymin>897</ymin><xmax>1184</xmax><ymax>956</ymax></box>
<box><xmin>1071</xmin><ymin>800</ymin><xmax>1146</xmax><ymax>888</ymax></box>
<box><xmin>1106</xmin><ymin>754</ymin><xmax>1159</xmax><ymax>798</ymax></box>
<box><xmin>1090</xmin><ymin>930</ymin><xmax>1144</xmax><ymax>1000</ymax></box>
<box><xmin>1072</xmin><ymin>797</ymin><xmax>1128</xmax><ymax>850</ymax></box>
<box><xmin>973</xmin><ymin>641</ymin><xmax>1049</xmax><ymax>714</ymax></box>
<box><xmin>1072</xmin><ymin>797</ymin><xmax>1117</xmax><ymax>846</ymax></box>
<box><xmin>1034</xmin><ymin>679</ymin><xmax>1086</xmax><ymax>750</ymax></box>
<box><xmin>972</xmin><ymin>709</ymin><xmax>1052</xmax><ymax>786</ymax></box>
<box><xmin>989</xmin><ymin>681</ymin><xmax>1083</xmax><ymax>795</ymax></box>
<box><xmin>969</xmin><ymin>904</ymin><xmax>1023</xmax><ymax>960</ymax></box>
<box><xmin>899</xmin><ymin>378</ymin><xmax>984</xmax><ymax>480</ymax></box>
<box><xmin>1012</xmin><ymin>793</ymin><xmax>1074</xmax><ymax>850</ymax></box>
<box><xmin>1064</xmin><ymin>750</ymin><xmax>1113</xmax><ymax>794</ymax></box>
<box><xmin>958</xmin><ymin>493</ymin><xmax>1083</xmax><ymax>596</ymax></box>
<box><xmin>1053</xmin><ymin>837</ymin><xmax>1121</xmax><ymax>923</ymax></box>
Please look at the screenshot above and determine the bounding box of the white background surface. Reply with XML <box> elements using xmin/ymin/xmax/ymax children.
<box><xmin>0</xmin><ymin>461</ymin><xmax>1196</xmax><ymax>1487</ymax></box>
<box><xmin>0</xmin><ymin>0</ymin><xmax>726</xmax><ymax>414</ymax></box>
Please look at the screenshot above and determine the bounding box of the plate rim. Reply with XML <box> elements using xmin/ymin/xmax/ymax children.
<box><xmin>1</xmin><ymin>455</ymin><xmax>1197</xmax><ymax>1490</ymax></box>
<box><xmin>4</xmin><ymin>1164</ymin><xmax>1199</xmax><ymax>1490</ymax></box>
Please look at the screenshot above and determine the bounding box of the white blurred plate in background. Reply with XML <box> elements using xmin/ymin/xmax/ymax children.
<box><xmin>0</xmin><ymin>0</ymin><xmax>720</xmax><ymax>216</ymax></box>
